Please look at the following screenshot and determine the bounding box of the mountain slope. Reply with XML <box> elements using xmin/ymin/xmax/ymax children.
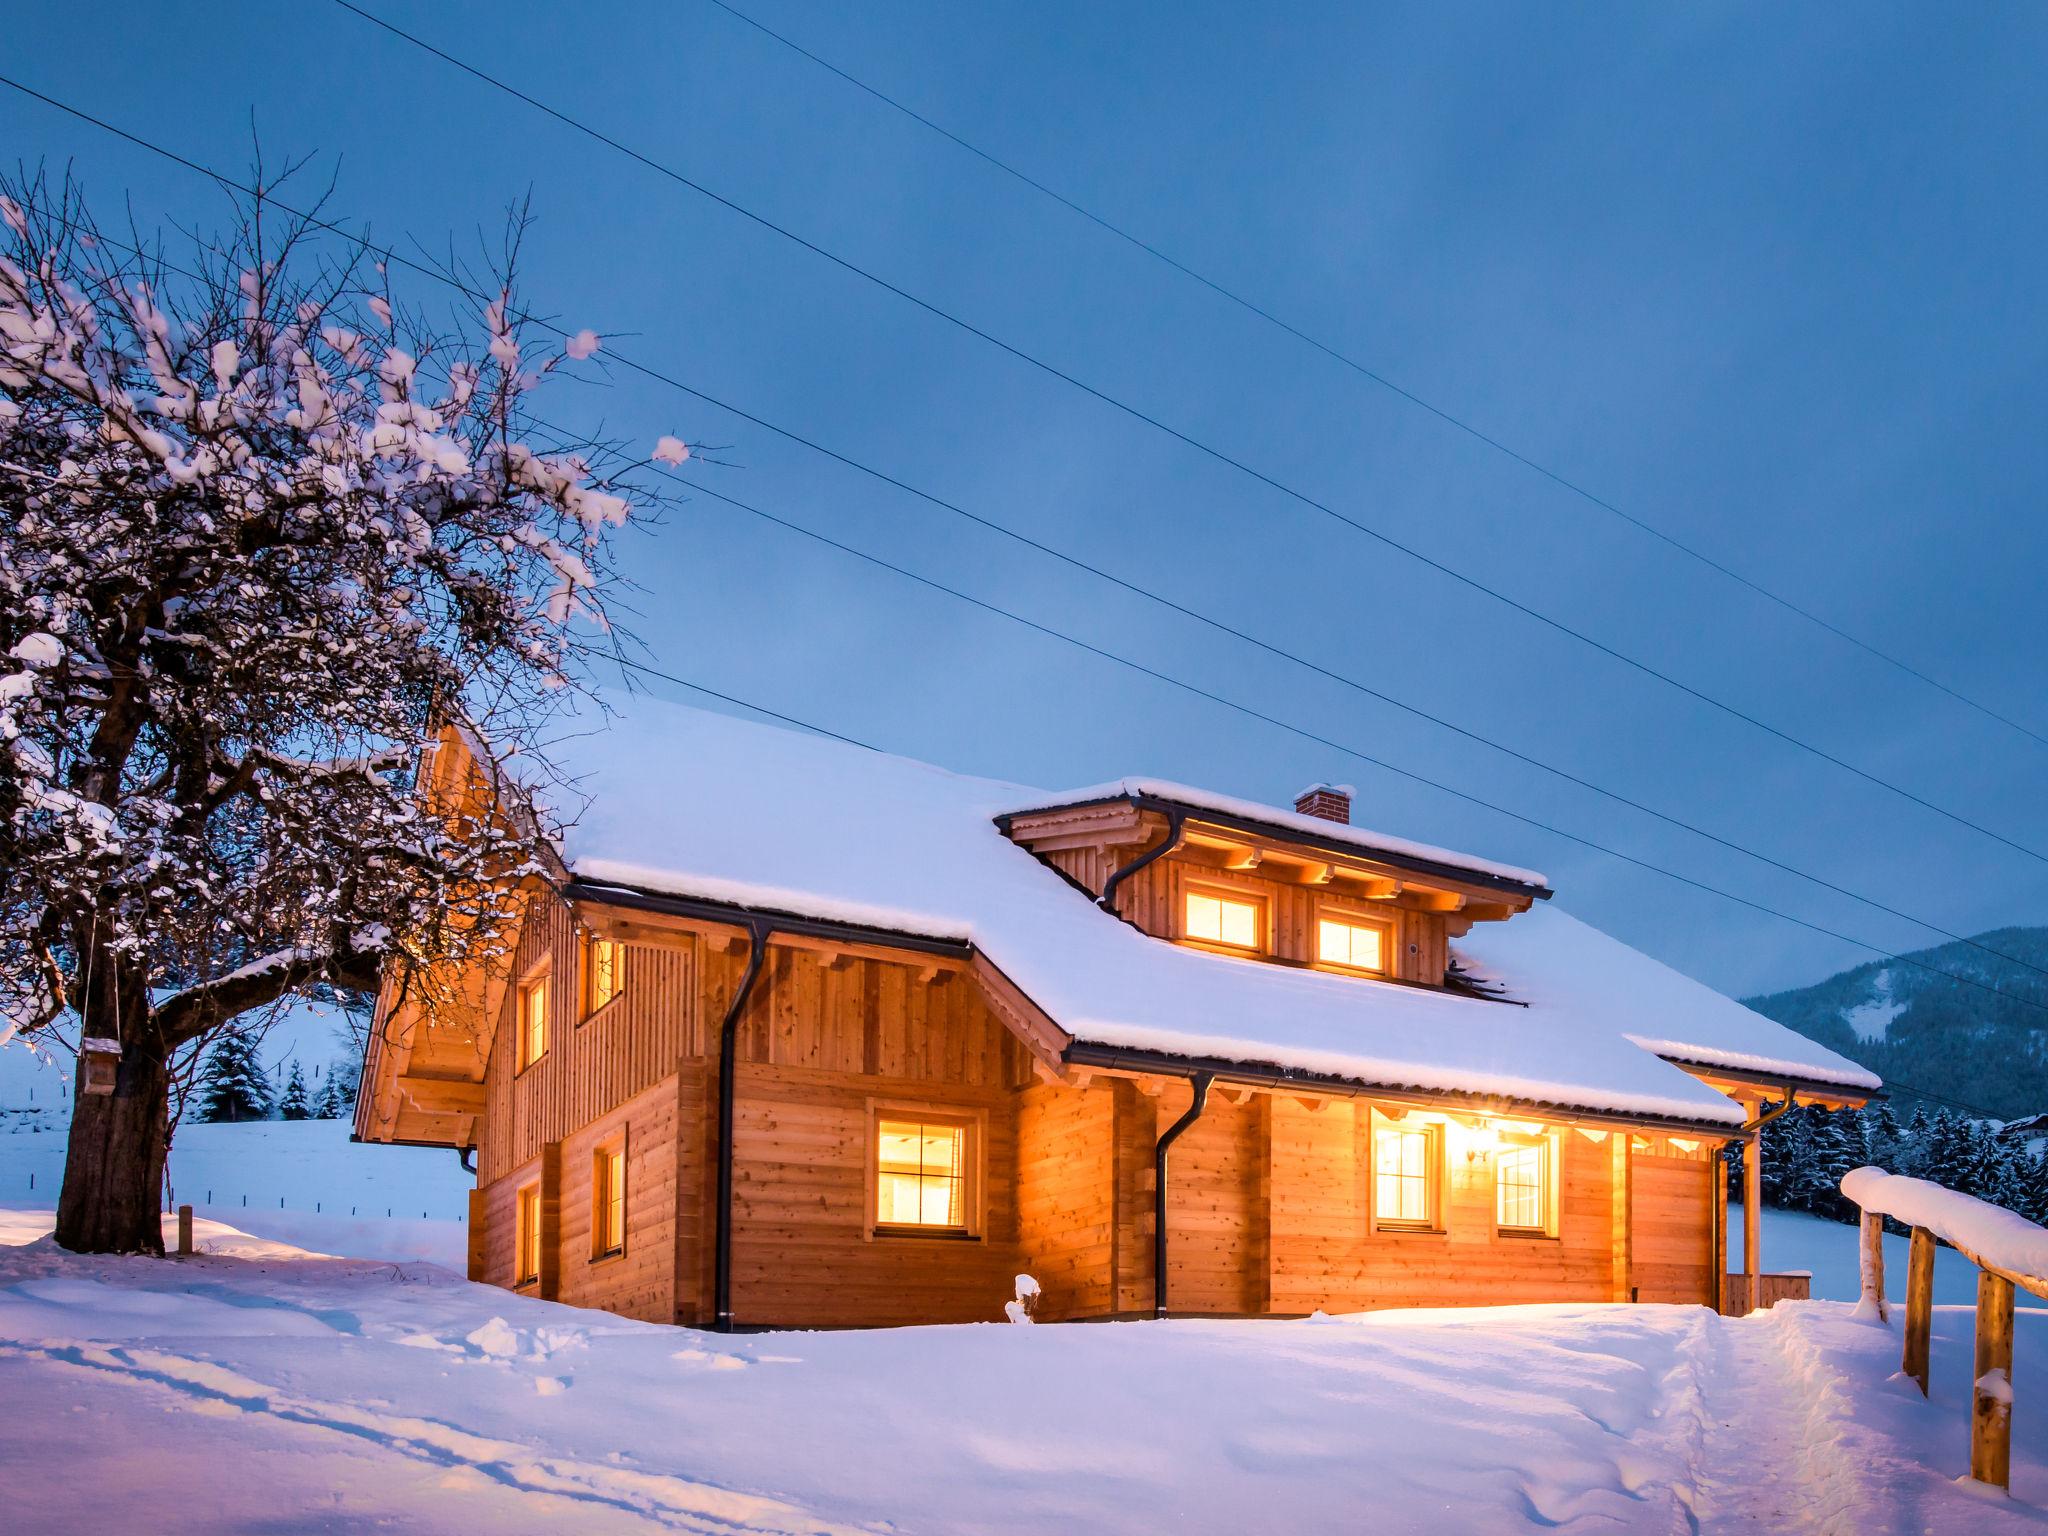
<box><xmin>1743</xmin><ymin>926</ymin><xmax>2048</xmax><ymax>1119</ymax></box>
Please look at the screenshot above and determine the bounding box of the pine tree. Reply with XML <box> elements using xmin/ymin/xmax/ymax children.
<box><xmin>278</xmin><ymin>1062</ymin><xmax>310</xmax><ymax>1121</ymax></box>
<box><xmin>1860</xmin><ymin>1102</ymin><xmax>1902</xmax><ymax>1173</ymax></box>
<box><xmin>1985</xmin><ymin>1140</ymin><xmax>2031</xmax><ymax>1217</ymax></box>
<box><xmin>1897</xmin><ymin>1104</ymin><xmax>1933</xmax><ymax>1178</ymax></box>
<box><xmin>2024</xmin><ymin>1149</ymin><xmax>2048</xmax><ymax>1227</ymax></box>
<box><xmin>313</xmin><ymin>1072</ymin><xmax>353</xmax><ymax>1120</ymax></box>
<box><xmin>1804</xmin><ymin>1108</ymin><xmax>1859</xmax><ymax>1221</ymax></box>
<box><xmin>1919</xmin><ymin>1109</ymin><xmax>1972</xmax><ymax>1190</ymax></box>
<box><xmin>194</xmin><ymin>1032</ymin><xmax>272</xmax><ymax>1123</ymax></box>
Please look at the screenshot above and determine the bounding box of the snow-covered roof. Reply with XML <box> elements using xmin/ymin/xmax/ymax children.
<box><xmin>1003</xmin><ymin>778</ymin><xmax>1549</xmax><ymax>892</ymax></box>
<box><xmin>539</xmin><ymin>692</ymin><xmax>1878</xmax><ymax>1127</ymax></box>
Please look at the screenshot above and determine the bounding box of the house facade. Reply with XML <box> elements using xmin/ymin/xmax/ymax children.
<box><xmin>357</xmin><ymin>696</ymin><xmax>1878</xmax><ymax>1328</ymax></box>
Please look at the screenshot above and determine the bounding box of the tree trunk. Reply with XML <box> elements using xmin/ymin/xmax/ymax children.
<box><xmin>54</xmin><ymin>964</ymin><xmax>171</xmax><ymax>1255</ymax></box>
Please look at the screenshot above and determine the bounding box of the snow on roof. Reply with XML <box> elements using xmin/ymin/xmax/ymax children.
<box><xmin>538</xmin><ymin>692</ymin><xmax>1873</xmax><ymax>1125</ymax></box>
<box><xmin>1004</xmin><ymin>778</ymin><xmax>1549</xmax><ymax>891</ymax></box>
<box><xmin>1454</xmin><ymin>907</ymin><xmax>1881</xmax><ymax>1095</ymax></box>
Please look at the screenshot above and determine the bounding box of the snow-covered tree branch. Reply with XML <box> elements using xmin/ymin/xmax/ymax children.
<box><xmin>0</xmin><ymin>164</ymin><xmax>674</xmax><ymax>1253</ymax></box>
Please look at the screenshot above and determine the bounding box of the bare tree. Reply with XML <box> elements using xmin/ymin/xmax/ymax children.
<box><xmin>0</xmin><ymin>164</ymin><xmax>670</xmax><ymax>1252</ymax></box>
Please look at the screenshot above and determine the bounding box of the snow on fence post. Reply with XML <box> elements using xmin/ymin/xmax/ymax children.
<box><xmin>1974</xmin><ymin>1271</ymin><xmax>2015</xmax><ymax>1490</ymax></box>
<box><xmin>1857</xmin><ymin>1210</ymin><xmax>1889</xmax><ymax>1323</ymax></box>
<box><xmin>1841</xmin><ymin>1164</ymin><xmax>2048</xmax><ymax>1492</ymax></box>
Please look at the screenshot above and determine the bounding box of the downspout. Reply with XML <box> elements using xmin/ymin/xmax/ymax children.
<box><xmin>1100</xmin><ymin>809</ymin><xmax>1186</xmax><ymax>920</ymax></box>
<box><xmin>1153</xmin><ymin>1070</ymin><xmax>1214</xmax><ymax>1319</ymax></box>
<box><xmin>715</xmin><ymin>920</ymin><xmax>771</xmax><ymax>1332</ymax></box>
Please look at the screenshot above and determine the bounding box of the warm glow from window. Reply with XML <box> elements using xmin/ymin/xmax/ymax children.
<box><xmin>515</xmin><ymin>1183</ymin><xmax>541</xmax><ymax>1284</ymax></box>
<box><xmin>876</xmin><ymin>1119</ymin><xmax>966</xmax><ymax>1229</ymax></box>
<box><xmin>594</xmin><ymin>1142</ymin><xmax>625</xmax><ymax>1257</ymax></box>
<box><xmin>518</xmin><ymin>975</ymin><xmax>548</xmax><ymax>1070</ymax></box>
<box><xmin>1375</xmin><ymin>1124</ymin><xmax>1437</xmax><ymax>1227</ymax></box>
<box><xmin>1497</xmin><ymin>1138</ymin><xmax>1549</xmax><ymax>1232</ymax></box>
<box><xmin>586</xmin><ymin>938</ymin><xmax>623</xmax><ymax>1014</ymax></box>
<box><xmin>1318</xmin><ymin>915</ymin><xmax>1387</xmax><ymax>972</ymax></box>
<box><xmin>1185</xmin><ymin>891</ymin><xmax>1259</xmax><ymax>949</ymax></box>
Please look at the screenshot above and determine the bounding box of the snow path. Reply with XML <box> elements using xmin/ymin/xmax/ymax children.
<box><xmin>1680</xmin><ymin>1309</ymin><xmax>1866</xmax><ymax>1533</ymax></box>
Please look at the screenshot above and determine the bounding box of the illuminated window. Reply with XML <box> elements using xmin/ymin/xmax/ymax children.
<box><xmin>585</xmin><ymin>937</ymin><xmax>624</xmax><ymax>1015</ymax></box>
<box><xmin>1496</xmin><ymin>1137</ymin><xmax>1551</xmax><ymax>1234</ymax></box>
<box><xmin>1318</xmin><ymin>914</ymin><xmax>1388</xmax><ymax>973</ymax></box>
<box><xmin>875</xmin><ymin>1117</ymin><xmax>969</xmax><ymax>1232</ymax></box>
<box><xmin>517</xmin><ymin>970</ymin><xmax>548</xmax><ymax>1071</ymax></box>
<box><xmin>1373</xmin><ymin>1120</ymin><xmax>1440</xmax><ymax>1229</ymax></box>
<box><xmin>515</xmin><ymin>1182</ymin><xmax>541</xmax><ymax>1285</ymax></box>
<box><xmin>593</xmin><ymin>1138</ymin><xmax>625</xmax><ymax>1258</ymax></box>
<box><xmin>1185</xmin><ymin>890</ymin><xmax>1260</xmax><ymax>950</ymax></box>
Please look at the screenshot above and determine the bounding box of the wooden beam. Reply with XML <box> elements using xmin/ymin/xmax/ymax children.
<box><xmin>969</xmin><ymin>954</ymin><xmax>1073</xmax><ymax>1078</ymax></box>
<box><xmin>1973</xmin><ymin>1270</ymin><xmax>2015</xmax><ymax>1489</ymax></box>
<box><xmin>1903</xmin><ymin>1226</ymin><xmax>1935</xmax><ymax>1395</ymax></box>
<box><xmin>1223</xmin><ymin>846</ymin><xmax>1262</xmax><ymax>872</ymax></box>
<box><xmin>1744</xmin><ymin>1132</ymin><xmax>1762</xmax><ymax>1305</ymax></box>
<box><xmin>396</xmin><ymin>1073</ymin><xmax>487</xmax><ymax>1119</ymax></box>
<box><xmin>1859</xmin><ymin>1210</ymin><xmax>1890</xmax><ymax>1323</ymax></box>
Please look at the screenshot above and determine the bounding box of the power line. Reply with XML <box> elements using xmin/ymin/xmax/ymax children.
<box><xmin>321</xmin><ymin>3</ymin><xmax>2048</xmax><ymax>871</ymax></box>
<box><xmin>696</xmin><ymin>0</ymin><xmax>2048</xmax><ymax>758</ymax></box>
<box><xmin>6</xmin><ymin>225</ymin><xmax>2038</xmax><ymax>1115</ymax></box>
<box><xmin>11</xmin><ymin>85</ymin><xmax>2048</xmax><ymax>1013</ymax></box>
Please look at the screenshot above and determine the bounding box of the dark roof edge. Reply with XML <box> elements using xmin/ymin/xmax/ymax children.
<box><xmin>997</xmin><ymin>792</ymin><xmax>1553</xmax><ymax>901</ymax></box>
<box><xmin>561</xmin><ymin>879</ymin><xmax>975</xmax><ymax>958</ymax></box>
<box><xmin>1063</xmin><ymin>1041</ymin><xmax>1741</xmax><ymax>1137</ymax></box>
<box><xmin>1653</xmin><ymin>1051</ymin><xmax>1887</xmax><ymax>1102</ymax></box>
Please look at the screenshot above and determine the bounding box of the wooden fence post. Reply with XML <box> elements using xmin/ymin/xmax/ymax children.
<box><xmin>176</xmin><ymin>1203</ymin><xmax>193</xmax><ymax>1257</ymax></box>
<box><xmin>1972</xmin><ymin>1270</ymin><xmax>2015</xmax><ymax>1490</ymax></box>
<box><xmin>1902</xmin><ymin>1226</ymin><xmax>1934</xmax><ymax>1395</ymax></box>
<box><xmin>1859</xmin><ymin>1210</ymin><xmax>1889</xmax><ymax>1323</ymax></box>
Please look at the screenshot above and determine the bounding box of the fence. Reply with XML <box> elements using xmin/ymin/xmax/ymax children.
<box><xmin>1841</xmin><ymin>1165</ymin><xmax>2046</xmax><ymax>1492</ymax></box>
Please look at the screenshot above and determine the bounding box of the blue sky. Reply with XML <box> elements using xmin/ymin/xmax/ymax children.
<box><xmin>9</xmin><ymin>1</ymin><xmax>2047</xmax><ymax>997</ymax></box>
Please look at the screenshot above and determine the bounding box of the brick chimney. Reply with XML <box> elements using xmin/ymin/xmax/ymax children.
<box><xmin>1293</xmin><ymin>783</ymin><xmax>1353</xmax><ymax>825</ymax></box>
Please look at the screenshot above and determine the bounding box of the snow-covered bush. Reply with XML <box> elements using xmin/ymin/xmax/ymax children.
<box><xmin>0</xmin><ymin>166</ymin><xmax>674</xmax><ymax>1252</ymax></box>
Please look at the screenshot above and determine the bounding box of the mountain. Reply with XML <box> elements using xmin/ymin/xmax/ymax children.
<box><xmin>1742</xmin><ymin>926</ymin><xmax>2048</xmax><ymax>1120</ymax></box>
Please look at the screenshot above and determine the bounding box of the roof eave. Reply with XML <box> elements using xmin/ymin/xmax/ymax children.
<box><xmin>997</xmin><ymin>791</ymin><xmax>1552</xmax><ymax>902</ymax></box>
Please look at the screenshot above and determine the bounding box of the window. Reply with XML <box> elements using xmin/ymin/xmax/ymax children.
<box><xmin>1184</xmin><ymin>889</ymin><xmax>1261</xmax><ymax>950</ymax></box>
<box><xmin>515</xmin><ymin>1182</ymin><xmax>541</xmax><ymax>1285</ymax></box>
<box><xmin>1496</xmin><ymin>1136</ymin><xmax>1552</xmax><ymax>1234</ymax></box>
<box><xmin>517</xmin><ymin>968</ymin><xmax>548</xmax><ymax>1071</ymax></box>
<box><xmin>592</xmin><ymin>1137</ymin><xmax>625</xmax><ymax>1258</ymax></box>
<box><xmin>1318</xmin><ymin>912</ymin><xmax>1389</xmax><ymax>974</ymax></box>
<box><xmin>585</xmin><ymin>936</ymin><xmax>624</xmax><ymax>1016</ymax></box>
<box><xmin>1373</xmin><ymin>1118</ymin><xmax>1441</xmax><ymax>1230</ymax></box>
<box><xmin>874</xmin><ymin>1115</ymin><xmax>971</xmax><ymax>1233</ymax></box>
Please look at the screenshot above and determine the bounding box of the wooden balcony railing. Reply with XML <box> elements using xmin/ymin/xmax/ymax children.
<box><xmin>1841</xmin><ymin>1165</ymin><xmax>2048</xmax><ymax>1493</ymax></box>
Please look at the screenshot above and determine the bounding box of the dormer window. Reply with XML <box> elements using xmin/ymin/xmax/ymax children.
<box><xmin>1317</xmin><ymin>911</ymin><xmax>1390</xmax><ymax>975</ymax></box>
<box><xmin>1184</xmin><ymin>888</ymin><xmax>1261</xmax><ymax>951</ymax></box>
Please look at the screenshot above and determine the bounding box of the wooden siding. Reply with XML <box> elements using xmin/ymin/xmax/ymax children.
<box><xmin>460</xmin><ymin>885</ymin><xmax>1730</xmax><ymax>1329</ymax></box>
<box><xmin>1629</xmin><ymin>1150</ymin><xmax>1717</xmax><ymax>1304</ymax></box>
<box><xmin>1067</xmin><ymin>852</ymin><xmax>1452</xmax><ymax>987</ymax></box>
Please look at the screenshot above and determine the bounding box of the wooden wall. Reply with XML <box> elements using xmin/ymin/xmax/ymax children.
<box><xmin>465</xmin><ymin>888</ymin><xmax>1723</xmax><ymax>1329</ymax></box>
<box><xmin>1052</xmin><ymin>850</ymin><xmax>1451</xmax><ymax>987</ymax></box>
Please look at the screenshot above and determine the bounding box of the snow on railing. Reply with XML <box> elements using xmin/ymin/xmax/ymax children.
<box><xmin>1840</xmin><ymin>1164</ymin><xmax>2046</xmax><ymax>1492</ymax></box>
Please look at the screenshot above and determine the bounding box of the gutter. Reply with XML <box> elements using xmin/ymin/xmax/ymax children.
<box><xmin>1064</xmin><ymin>1041</ymin><xmax>1744</xmax><ymax>1139</ymax></box>
<box><xmin>1099</xmin><ymin>810</ymin><xmax>1186</xmax><ymax>919</ymax></box>
<box><xmin>1154</xmin><ymin>1070</ymin><xmax>1213</xmax><ymax>1318</ymax></box>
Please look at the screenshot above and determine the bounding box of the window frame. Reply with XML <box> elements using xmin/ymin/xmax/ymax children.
<box><xmin>1368</xmin><ymin>1110</ymin><xmax>1446</xmax><ymax>1234</ymax></box>
<box><xmin>514</xmin><ymin>1180</ymin><xmax>542</xmax><ymax>1287</ymax></box>
<box><xmin>591</xmin><ymin>1130</ymin><xmax>627</xmax><ymax>1261</ymax></box>
<box><xmin>1494</xmin><ymin>1131</ymin><xmax>1559</xmax><ymax>1239</ymax></box>
<box><xmin>515</xmin><ymin>959</ymin><xmax>550</xmax><ymax>1074</ymax></box>
<box><xmin>864</xmin><ymin>1099</ymin><xmax>985</xmax><ymax>1242</ymax></box>
<box><xmin>1315</xmin><ymin>904</ymin><xmax>1395</xmax><ymax>977</ymax></box>
<box><xmin>1180</xmin><ymin>882</ymin><xmax>1266</xmax><ymax>955</ymax></box>
<box><xmin>582</xmin><ymin>933</ymin><xmax>626</xmax><ymax>1023</ymax></box>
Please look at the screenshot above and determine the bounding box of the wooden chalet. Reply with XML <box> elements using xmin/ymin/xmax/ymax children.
<box><xmin>357</xmin><ymin>695</ymin><xmax>1879</xmax><ymax>1329</ymax></box>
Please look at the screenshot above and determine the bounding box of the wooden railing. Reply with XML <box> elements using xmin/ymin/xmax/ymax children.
<box><xmin>1841</xmin><ymin>1166</ymin><xmax>2046</xmax><ymax>1492</ymax></box>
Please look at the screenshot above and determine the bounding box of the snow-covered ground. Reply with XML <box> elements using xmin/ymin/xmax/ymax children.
<box><xmin>0</xmin><ymin>1201</ymin><xmax>2042</xmax><ymax>1533</ymax></box>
